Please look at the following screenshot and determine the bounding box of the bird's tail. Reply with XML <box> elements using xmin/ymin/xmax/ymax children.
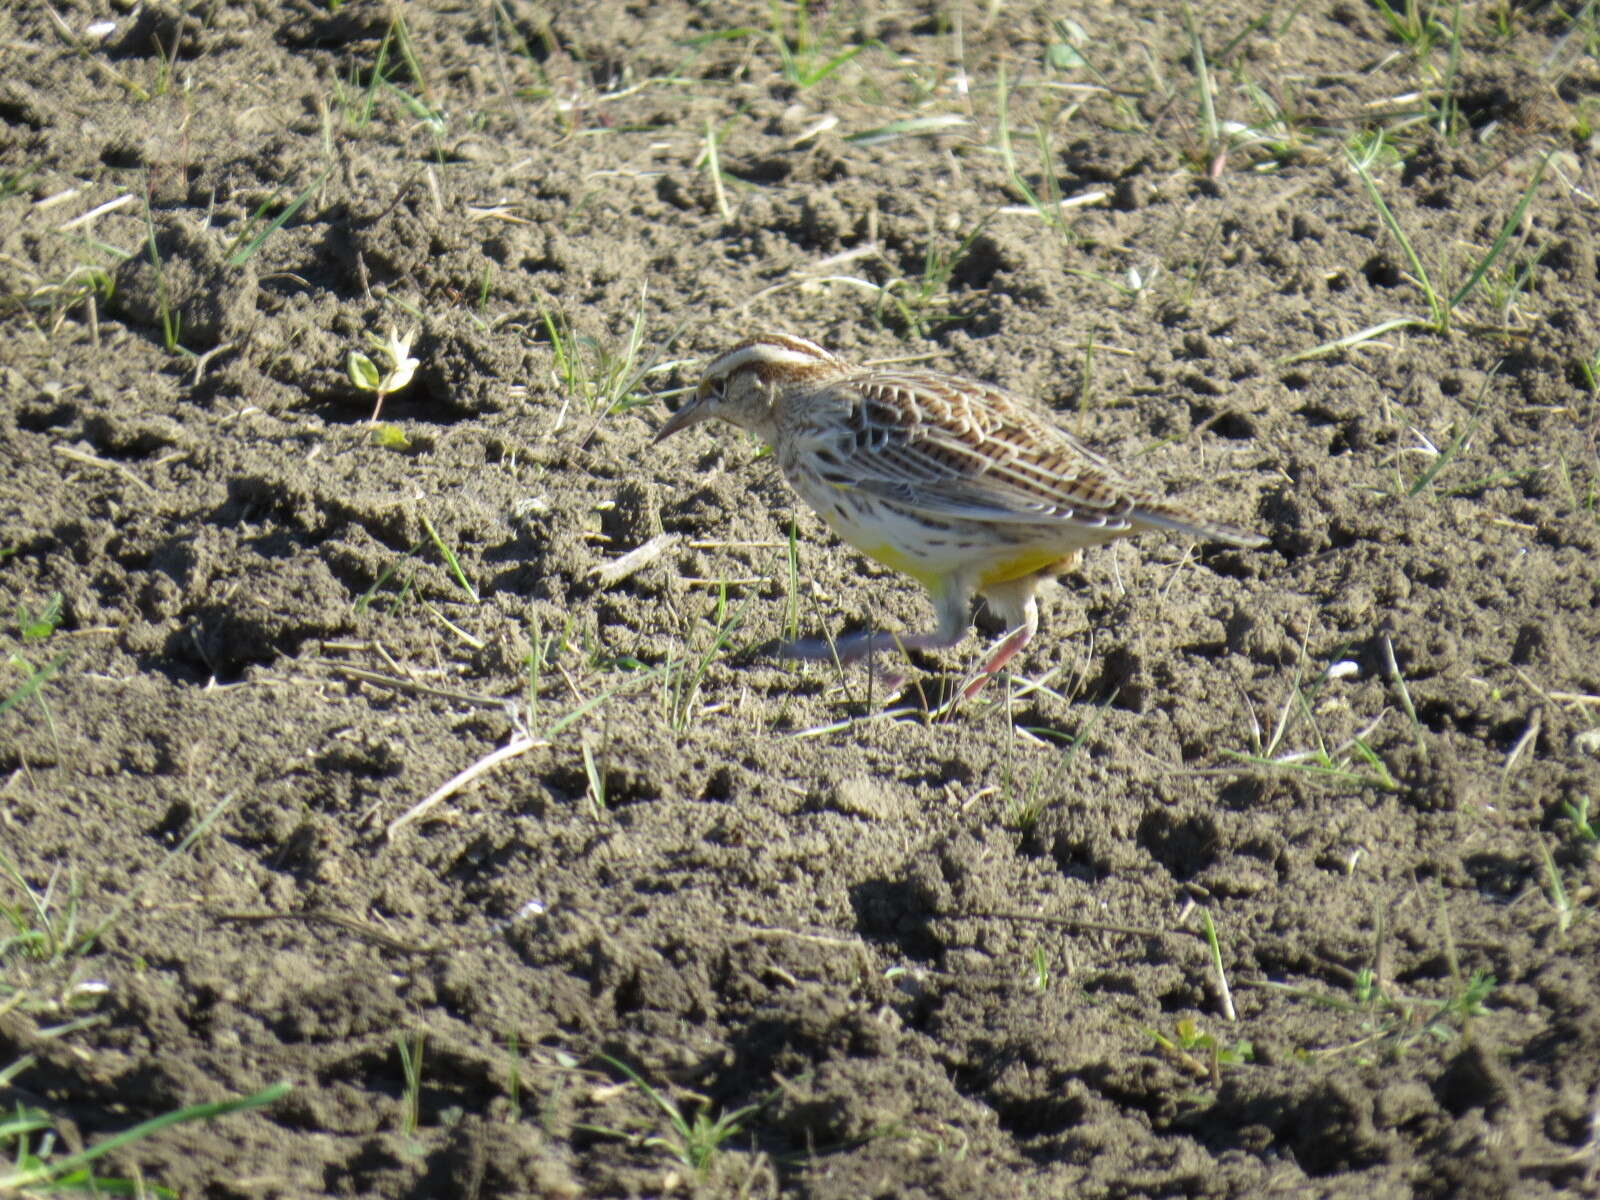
<box><xmin>1134</xmin><ymin>503</ymin><xmax>1268</xmax><ymax>549</ymax></box>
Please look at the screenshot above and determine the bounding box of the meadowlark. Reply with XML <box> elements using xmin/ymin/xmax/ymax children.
<box><xmin>654</xmin><ymin>333</ymin><xmax>1266</xmax><ymax>700</ymax></box>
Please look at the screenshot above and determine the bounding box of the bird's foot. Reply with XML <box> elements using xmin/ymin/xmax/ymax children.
<box><xmin>956</xmin><ymin>623</ymin><xmax>1035</xmax><ymax>702</ymax></box>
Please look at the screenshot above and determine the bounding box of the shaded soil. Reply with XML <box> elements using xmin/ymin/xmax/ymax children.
<box><xmin>3</xmin><ymin>1</ymin><xmax>1600</xmax><ymax>1196</ymax></box>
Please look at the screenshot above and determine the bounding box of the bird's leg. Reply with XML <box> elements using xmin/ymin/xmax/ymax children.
<box><xmin>778</xmin><ymin>579</ymin><xmax>972</xmax><ymax>667</ymax></box>
<box><xmin>958</xmin><ymin>589</ymin><xmax>1041</xmax><ymax>701</ymax></box>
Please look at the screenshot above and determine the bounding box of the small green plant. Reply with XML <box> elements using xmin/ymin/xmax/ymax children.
<box><xmin>417</xmin><ymin>510</ymin><xmax>478</xmax><ymax>602</ymax></box>
<box><xmin>875</xmin><ymin>220</ymin><xmax>989</xmax><ymax>339</ymax></box>
<box><xmin>2</xmin><ymin>267</ymin><xmax>115</xmax><ymax>340</ymax></box>
<box><xmin>764</xmin><ymin>2</ymin><xmax>874</xmax><ymax>89</ymax></box>
<box><xmin>1370</xmin><ymin>0</ymin><xmax>1449</xmax><ymax>53</ymax></box>
<box><xmin>1352</xmin><ymin>966</ymin><xmax>1378</xmax><ymax>1007</ymax></box>
<box><xmin>0</xmin><ymin>167</ymin><xmax>35</xmax><ymax>201</ymax></box>
<box><xmin>661</xmin><ymin>584</ymin><xmax>748</xmax><ymax>733</ymax></box>
<box><xmin>0</xmin><ymin>1080</ymin><xmax>290</xmax><ymax>1196</ymax></box>
<box><xmin>1280</xmin><ymin>138</ymin><xmax>1552</xmax><ymax>365</ymax></box>
<box><xmin>1181</xmin><ymin>2</ymin><xmax>1223</xmax><ymax>174</ymax></box>
<box><xmin>994</xmin><ymin>66</ymin><xmax>1075</xmax><ymax>243</ymax></box>
<box><xmin>539</xmin><ymin>302</ymin><xmax>658</xmax><ymax>425</ymax></box>
<box><xmin>700</xmin><ymin>118</ymin><xmax>733</xmax><ymax>221</ymax></box>
<box><xmin>524</xmin><ymin>615</ymin><xmax>571</xmax><ymax>733</ymax></box>
<box><xmin>1539</xmin><ymin>844</ymin><xmax>1576</xmax><ymax>936</ymax></box>
<box><xmin>1263</xmin><ymin>967</ymin><xmax>1494</xmax><ymax>1056</ymax></box>
<box><xmin>1434</xmin><ymin>970</ymin><xmax>1495</xmax><ymax>1030</ymax></box>
<box><xmin>15</xmin><ymin>595</ymin><xmax>62</xmax><ymax>644</ymax></box>
<box><xmin>578</xmin><ymin>1055</ymin><xmax>778</xmax><ymax>1175</ymax></box>
<box><xmin>225</xmin><ymin>169</ymin><xmax>331</xmax><ymax>268</ymax></box>
<box><xmin>396</xmin><ymin>1032</ymin><xmax>425</xmax><ymax>1137</ymax></box>
<box><xmin>1027</xmin><ymin>945</ymin><xmax>1051</xmax><ymax>992</ymax></box>
<box><xmin>4</xmin><ymin>596</ymin><xmax>69</xmax><ymax>727</ymax></box>
<box><xmin>1148</xmin><ymin>1018</ymin><xmax>1254</xmax><ymax>1071</ymax></box>
<box><xmin>142</xmin><ymin>209</ymin><xmax>184</xmax><ymax>356</ymax></box>
<box><xmin>348</xmin><ymin>324</ymin><xmax>420</xmax><ymax>423</ymax></box>
<box><xmin>1224</xmin><ymin>647</ymin><xmax>1400</xmax><ymax>793</ymax></box>
<box><xmin>1347</xmin><ymin>134</ymin><xmax>1548</xmax><ymax>336</ymax></box>
<box><xmin>1002</xmin><ymin>696</ymin><xmax>1109</xmax><ymax>829</ymax></box>
<box><xmin>0</xmin><ymin>850</ymin><xmax>80</xmax><ymax>963</ymax></box>
<box><xmin>337</xmin><ymin>14</ymin><xmax>444</xmax><ymax>134</ymax></box>
<box><xmin>1577</xmin><ymin>347</ymin><xmax>1600</xmax><ymax>396</ymax></box>
<box><xmin>1562</xmin><ymin>795</ymin><xmax>1597</xmax><ymax>845</ymax></box>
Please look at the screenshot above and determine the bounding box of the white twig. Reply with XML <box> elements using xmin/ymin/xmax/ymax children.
<box><xmin>386</xmin><ymin>735</ymin><xmax>542</xmax><ymax>839</ymax></box>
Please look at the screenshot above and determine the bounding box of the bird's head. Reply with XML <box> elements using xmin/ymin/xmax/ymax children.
<box><xmin>654</xmin><ymin>333</ymin><xmax>846</xmax><ymax>444</ymax></box>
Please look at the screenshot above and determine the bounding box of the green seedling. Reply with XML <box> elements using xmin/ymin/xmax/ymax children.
<box><xmin>0</xmin><ymin>849</ymin><xmax>80</xmax><ymax>963</ymax></box>
<box><xmin>539</xmin><ymin>301</ymin><xmax>661</xmax><ymax>425</ymax></box>
<box><xmin>141</xmin><ymin>205</ymin><xmax>185</xmax><ymax>356</ymax></box>
<box><xmin>994</xmin><ymin>65</ymin><xmax>1074</xmax><ymax>242</ymax></box>
<box><xmin>1000</xmin><ymin>691</ymin><xmax>1109</xmax><ymax>829</ymax></box>
<box><xmin>1027</xmin><ymin>945</ymin><xmax>1051</xmax><ymax>992</ymax></box>
<box><xmin>1352</xmin><ymin>135</ymin><xmax>1546</xmax><ymax>334</ymax></box>
<box><xmin>1369</xmin><ymin>0</ymin><xmax>1467</xmax><ymax>135</ymax></box>
<box><xmin>225</xmin><ymin>168</ymin><xmax>330</xmax><ymax>268</ymax></box>
<box><xmin>1279</xmin><ymin>138</ymin><xmax>1552</xmax><ymax>363</ymax></box>
<box><xmin>0</xmin><ymin>651</ymin><xmax>68</xmax><ymax>725</ymax></box>
<box><xmin>3</xmin><ymin>266</ymin><xmax>115</xmax><ymax>341</ymax></box>
<box><xmin>1262</xmin><ymin>967</ymin><xmax>1494</xmax><ymax>1057</ymax></box>
<box><xmin>1225</xmin><ymin>645</ymin><xmax>1400</xmax><ymax>793</ymax></box>
<box><xmin>580</xmin><ymin>739</ymin><xmax>606</xmax><ymax>818</ymax></box>
<box><xmin>701</xmin><ymin>118</ymin><xmax>732</xmax><ymax>221</ymax></box>
<box><xmin>397</xmin><ymin>1032</ymin><xmax>425</xmax><ymax>1137</ymax></box>
<box><xmin>764</xmin><ymin>1</ymin><xmax>874</xmax><ymax>89</ymax></box>
<box><xmin>416</xmin><ymin>511</ymin><xmax>478</xmax><ymax>602</ymax></box>
<box><xmin>0</xmin><ymin>1080</ymin><xmax>290</xmax><ymax>1196</ymax></box>
<box><xmin>4</xmin><ymin>595</ymin><xmax>68</xmax><ymax>732</ymax></box>
<box><xmin>1562</xmin><ymin>795</ymin><xmax>1597</xmax><ymax>845</ymax></box>
<box><xmin>1147</xmin><ymin>1018</ymin><xmax>1254</xmax><ymax>1073</ymax></box>
<box><xmin>1182</xmin><ymin>2</ymin><xmax>1223</xmax><ymax>173</ymax></box>
<box><xmin>348</xmin><ymin>324</ymin><xmax>420</xmax><ymax>423</ymax></box>
<box><xmin>1201</xmin><ymin>909</ymin><xmax>1237</xmax><ymax>1022</ymax></box>
<box><xmin>1539</xmin><ymin>844</ymin><xmax>1576</xmax><ymax>936</ymax></box>
<box><xmin>1384</xmin><ymin>369</ymin><xmax>1502</xmax><ymax>501</ymax></box>
<box><xmin>876</xmin><ymin>219</ymin><xmax>989</xmax><ymax>339</ymax></box>
<box><xmin>661</xmin><ymin>583</ymin><xmax>749</xmax><ymax>733</ymax></box>
<box><xmin>337</xmin><ymin>14</ymin><xmax>443</xmax><ymax>133</ymax></box>
<box><xmin>1578</xmin><ymin>347</ymin><xmax>1600</xmax><ymax>396</ymax></box>
<box><xmin>15</xmin><ymin>595</ymin><xmax>61</xmax><ymax>644</ymax></box>
<box><xmin>578</xmin><ymin>1055</ymin><xmax>778</xmax><ymax>1175</ymax></box>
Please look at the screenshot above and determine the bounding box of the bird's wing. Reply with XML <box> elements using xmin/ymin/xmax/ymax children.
<box><xmin>790</xmin><ymin>371</ymin><xmax>1148</xmax><ymax>528</ymax></box>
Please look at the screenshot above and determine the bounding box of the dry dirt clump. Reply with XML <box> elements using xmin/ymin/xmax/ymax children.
<box><xmin>2</xmin><ymin>2</ymin><xmax>1599</xmax><ymax>1196</ymax></box>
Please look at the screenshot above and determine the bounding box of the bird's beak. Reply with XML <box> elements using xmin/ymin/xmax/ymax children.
<box><xmin>652</xmin><ymin>399</ymin><xmax>707</xmax><ymax>444</ymax></box>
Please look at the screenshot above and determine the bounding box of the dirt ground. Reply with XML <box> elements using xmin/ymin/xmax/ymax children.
<box><xmin>3</xmin><ymin>1</ymin><xmax>1599</xmax><ymax>1196</ymax></box>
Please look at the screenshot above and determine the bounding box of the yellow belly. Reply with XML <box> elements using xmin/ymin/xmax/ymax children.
<box><xmin>977</xmin><ymin>549</ymin><xmax>1077</xmax><ymax>588</ymax></box>
<box><xmin>854</xmin><ymin>542</ymin><xmax>939</xmax><ymax>590</ymax></box>
<box><xmin>799</xmin><ymin>475</ymin><xmax>1077</xmax><ymax>594</ymax></box>
<box><xmin>858</xmin><ymin>542</ymin><xmax>1073</xmax><ymax>592</ymax></box>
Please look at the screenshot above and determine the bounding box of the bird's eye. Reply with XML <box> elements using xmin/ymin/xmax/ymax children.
<box><xmin>697</xmin><ymin>378</ymin><xmax>723</xmax><ymax>403</ymax></box>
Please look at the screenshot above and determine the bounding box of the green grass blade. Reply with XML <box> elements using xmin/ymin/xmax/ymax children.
<box><xmin>419</xmin><ymin>512</ymin><xmax>479</xmax><ymax>603</ymax></box>
<box><xmin>1348</xmin><ymin>143</ymin><xmax>1439</xmax><ymax>326</ymax></box>
<box><xmin>1447</xmin><ymin>151</ymin><xmax>1552</xmax><ymax>313</ymax></box>
<box><xmin>1</xmin><ymin>1081</ymin><xmax>290</xmax><ymax>1191</ymax></box>
<box><xmin>0</xmin><ymin>649</ymin><xmax>70</xmax><ymax>721</ymax></box>
<box><xmin>225</xmin><ymin>168</ymin><xmax>331</xmax><ymax>267</ymax></box>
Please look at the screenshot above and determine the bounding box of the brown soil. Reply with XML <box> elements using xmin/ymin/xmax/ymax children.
<box><xmin>3</xmin><ymin>2</ymin><xmax>1599</xmax><ymax>1197</ymax></box>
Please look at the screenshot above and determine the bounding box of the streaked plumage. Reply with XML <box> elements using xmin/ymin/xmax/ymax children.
<box><xmin>655</xmin><ymin>333</ymin><xmax>1266</xmax><ymax>700</ymax></box>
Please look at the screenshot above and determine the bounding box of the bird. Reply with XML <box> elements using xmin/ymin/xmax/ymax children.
<box><xmin>653</xmin><ymin>333</ymin><xmax>1266</xmax><ymax>701</ymax></box>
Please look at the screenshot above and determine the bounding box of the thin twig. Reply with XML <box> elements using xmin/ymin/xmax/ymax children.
<box><xmin>386</xmin><ymin>735</ymin><xmax>542</xmax><ymax>839</ymax></box>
